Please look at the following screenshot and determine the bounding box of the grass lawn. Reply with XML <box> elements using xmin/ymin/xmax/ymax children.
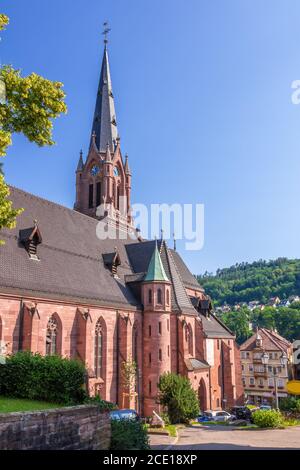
<box><xmin>0</xmin><ymin>396</ymin><xmax>63</xmax><ymax>413</ymax></box>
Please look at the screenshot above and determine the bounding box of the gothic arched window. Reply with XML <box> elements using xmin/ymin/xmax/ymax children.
<box><xmin>185</xmin><ymin>324</ymin><xmax>193</xmax><ymax>356</ymax></box>
<box><xmin>166</xmin><ymin>289</ymin><xmax>170</xmax><ymax>305</ymax></box>
<box><xmin>157</xmin><ymin>288</ymin><xmax>162</xmax><ymax>304</ymax></box>
<box><xmin>94</xmin><ymin>319</ymin><xmax>104</xmax><ymax>378</ymax></box>
<box><xmin>46</xmin><ymin>315</ymin><xmax>59</xmax><ymax>355</ymax></box>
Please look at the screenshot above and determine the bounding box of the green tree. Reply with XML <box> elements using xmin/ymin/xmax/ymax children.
<box><xmin>158</xmin><ymin>372</ymin><xmax>199</xmax><ymax>424</ymax></box>
<box><xmin>0</xmin><ymin>13</ymin><xmax>67</xmax><ymax>240</ymax></box>
<box><xmin>222</xmin><ymin>307</ymin><xmax>252</xmax><ymax>344</ymax></box>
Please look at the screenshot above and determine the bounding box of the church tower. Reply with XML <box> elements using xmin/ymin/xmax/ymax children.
<box><xmin>74</xmin><ymin>30</ymin><xmax>133</xmax><ymax>233</ymax></box>
<box><xmin>142</xmin><ymin>243</ymin><xmax>172</xmax><ymax>416</ymax></box>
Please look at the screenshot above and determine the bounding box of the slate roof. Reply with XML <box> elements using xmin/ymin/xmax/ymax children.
<box><xmin>240</xmin><ymin>328</ymin><xmax>292</xmax><ymax>352</ymax></box>
<box><xmin>185</xmin><ymin>358</ymin><xmax>210</xmax><ymax>371</ymax></box>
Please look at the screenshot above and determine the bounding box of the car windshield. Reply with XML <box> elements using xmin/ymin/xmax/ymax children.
<box><xmin>118</xmin><ymin>410</ymin><xmax>137</xmax><ymax>419</ymax></box>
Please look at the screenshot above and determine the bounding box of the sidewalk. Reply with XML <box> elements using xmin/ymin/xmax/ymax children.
<box><xmin>149</xmin><ymin>432</ymin><xmax>178</xmax><ymax>450</ymax></box>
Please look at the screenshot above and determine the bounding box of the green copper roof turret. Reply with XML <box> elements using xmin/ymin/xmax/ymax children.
<box><xmin>144</xmin><ymin>242</ymin><xmax>169</xmax><ymax>282</ymax></box>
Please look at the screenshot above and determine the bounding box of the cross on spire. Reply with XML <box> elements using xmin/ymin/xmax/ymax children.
<box><xmin>102</xmin><ymin>21</ymin><xmax>111</xmax><ymax>45</ymax></box>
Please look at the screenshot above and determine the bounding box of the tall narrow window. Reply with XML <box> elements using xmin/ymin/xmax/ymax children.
<box><xmin>46</xmin><ymin>316</ymin><xmax>58</xmax><ymax>355</ymax></box>
<box><xmin>148</xmin><ymin>289</ymin><xmax>152</xmax><ymax>304</ymax></box>
<box><xmin>149</xmin><ymin>325</ymin><xmax>152</xmax><ymax>337</ymax></box>
<box><xmin>94</xmin><ymin>320</ymin><xmax>103</xmax><ymax>377</ymax></box>
<box><xmin>149</xmin><ymin>353</ymin><xmax>151</xmax><ymax>365</ymax></box>
<box><xmin>157</xmin><ymin>288</ymin><xmax>162</xmax><ymax>304</ymax></box>
<box><xmin>158</xmin><ymin>322</ymin><xmax>162</xmax><ymax>335</ymax></box>
<box><xmin>116</xmin><ymin>185</ymin><xmax>120</xmax><ymax>210</ymax></box>
<box><xmin>149</xmin><ymin>381</ymin><xmax>152</xmax><ymax>395</ymax></box>
<box><xmin>88</xmin><ymin>184</ymin><xmax>94</xmax><ymax>208</ymax></box>
<box><xmin>132</xmin><ymin>327</ymin><xmax>138</xmax><ymax>365</ymax></box>
<box><xmin>96</xmin><ymin>182</ymin><xmax>101</xmax><ymax>207</ymax></box>
<box><xmin>159</xmin><ymin>349</ymin><xmax>162</xmax><ymax>361</ymax></box>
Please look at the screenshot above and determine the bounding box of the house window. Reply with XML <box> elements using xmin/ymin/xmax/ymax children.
<box><xmin>268</xmin><ymin>378</ymin><xmax>274</xmax><ymax>387</ymax></box>
<box><xmin>159</xmin><ymin>349</ymin><xmax>162</xmax><ymax>361</ymax></box>
<box><xmin>94</xmin><ymin>319</ymin><xmax>103</xmax><ymax>377</ymax></box>
<box><xmin>157</xmin><ymin>288</ymin><xmax>162</xmax><ymax>304</ymax></box>
<box><xmin>242</xmin><ymin>364</ymin><xmax>245</xmax><ymax>372</ymax></box>
<box><xmin>278</xmin><ymin>379</ymin><xmax>284</xmax><ymax>388</ymax></box>
<box><xmin>250</xmin><ymin>377</ymin><xmax>255</xmax><ymax>385</ymax></box>
<box><xmin>149</xmin><ymin>353</ymin><xmax>151</xmax><ymax>365</ymax></box>
<box><xmin>96</xmin><ymin>182</ymin><xmax>101</xmax><ymax>206</ymax></box>
<box><xmin>148</xmin><ymin>289</ymin><xmax>152</xmax><ymax>304</ymax></box>
<box><xmin>242</xmin><ymin>378</ymin><xmax>246</xmax><ymax>386</ymax></box>
<box><xmin>241</xmin><ymin>351</ymin><xmax>246</xmax><ymax>359</ymax></box>
<box><xmin>88</xmin><ymin>184</ymin><xmax>93</xmax><ymax>208</ymax></box>
<box><xmin>149</xmin><ymin>325</ymin><xmax>151</xmax><ymax>337</ymax></box>
<box><xmin>149</xmin><ymin>381</ymin><xmax>152</xmax><ymax>395</ymax></box>
<box><xmin>249</xmin><ymin>364</ymin><xmax>253</xmax><ymax>372</ymax></box>
<box><xmin>46</xmin><ymin>315</ymin><xmax>59</xmax><ymax>356</ymax></box>
<box><xmin>158</xmin><ymin>322</ymin><xmax>162</xmax><ymax>335</ymax></box>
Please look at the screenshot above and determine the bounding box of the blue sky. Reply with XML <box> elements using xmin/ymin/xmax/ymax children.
<box><xmin>1</xmin><ymin>0</ymin><xmax>300</xmax><ymax>274</ymax></box>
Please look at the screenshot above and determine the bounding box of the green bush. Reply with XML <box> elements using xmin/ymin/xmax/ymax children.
<box><xmin>158</xmin><ymin>372</ymin><xmax>200</xmax><ymax>424</ymax></box>
<box><xmin>110</xmin><ymin>420</ymin><xmax>150</xmax><ymax>450</ymax></box>
<box><xmin>0</xmin><ymin>351</ymin><xmax>86</xmax><ymax>405</ymax></box>
<box><xmin>279</xmin><ymin>396</ymin><xmax>300</xmax><ymax>413</ymax></box>
<box><xmin>85</xmin><ymin>395</ymin><xmax>118</xmax><ymax>411</ymax></box>
<box><xmin>252</xmin><ymin>409</ymin><xmax>284</xmax><ymax>428</ymax></box>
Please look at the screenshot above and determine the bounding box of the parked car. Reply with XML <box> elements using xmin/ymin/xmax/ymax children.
<box><xmin>197</xmin><ymin>412</ymin><xmax>211</xmax><ymax>423</ymax></box>
<box><xmin>110</xmin><ymin>409</ymin><xmax>140</xmax><ymax>421</ymax></box>
<box><xmin>230</xmin><ymin>406</ymin><xmax>252</xmax><ymax>421</ymax></box>
<box><xmin>203</xmin><ymin>410</ymin><xmax>236</xmax><ymax>422</ymax></box>
<box><xmin>259</xmin><ymin>405</ymin><xmax>272</xmax><ymax>411</ymax></box>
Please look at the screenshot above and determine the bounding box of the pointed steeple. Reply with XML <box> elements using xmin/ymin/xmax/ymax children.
<box><xmin>124</xmin><ymin>154</ymin><xmax>131</xmax><ymax>175</ymax></box>
<box><xmin>76</xmin><ymin>150</ymin><xmax>84</xmax><ymax>172</ymax></box>
<box><xmin>90</xmin><ymin>43</ymin><xmax>118</xmax><ymax>153</ymax></box>
<box><xmin>144</xmin><ymin>242</ymin><xmax>169</xmax><ymax>282</ymax></box>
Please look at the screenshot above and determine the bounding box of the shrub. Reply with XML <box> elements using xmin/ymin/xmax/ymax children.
<box><xmin>280</xmin><ymin>396</ymin><xmax>300</xmax><ymax>413</ymax></box>
<box><xmin>110</xmin><ymin>420</ymin><xmax>150</xmax><ymax>450</ymax></box>
<box><xmin>0</xmin><ymin>351</ymin><xmax>86</xmax><ymax>405</ymax></box>
<box><xmin>252</xmin><ymin>409</ymin><xmax>284</xmax><ymax>428</ymax></box>
<box><xmin>158</xmin><ymin>372</ymin><xmax>199</xmax><ymax>424</ymax></box>
<box><xmin>85</xmin><ymin>395</ymin><xmax>118</xmax><ymax>411</ymax></box>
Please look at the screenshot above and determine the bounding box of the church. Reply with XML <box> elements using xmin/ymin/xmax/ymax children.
<box><xmin>0</xmin><ymin>38</ymin><xmax>243</xmax><ymax>416</ymax></box>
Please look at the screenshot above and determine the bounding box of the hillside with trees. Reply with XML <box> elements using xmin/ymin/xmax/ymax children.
<box><xmin>197</xmin><ymin>258</ymin><xmax>300</xmax><ymax>307</ymax></box>
<box><xmin>197</xmin><ymin>258</ymin><xmax>300</xmax><ymax>344</ymax></box>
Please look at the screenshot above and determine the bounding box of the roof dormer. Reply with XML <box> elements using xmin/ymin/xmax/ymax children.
<box><xmin>19</xmin><ymin>220</ymin><xmax>42</xmax><ymax>260</ymax></box>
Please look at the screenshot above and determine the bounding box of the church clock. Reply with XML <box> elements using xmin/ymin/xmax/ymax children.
<box><xmin>90</xmin><ymin>165</ymin><xmax>100</xmax><ymax>176</ymax></box>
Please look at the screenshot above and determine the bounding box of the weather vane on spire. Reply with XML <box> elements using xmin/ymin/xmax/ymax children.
<box><xmin>102</xmin><ymin>21</ymin><xmax>111</xmax><ymax>45</ymax></box>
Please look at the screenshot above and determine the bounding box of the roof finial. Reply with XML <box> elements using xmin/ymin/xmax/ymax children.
<box><xmin>102</xmin><ymin>21</ymin><xmax>111</xmax><ymax>46</ymax></box>
<box><xmin>173</xmin><ymin>232</ymin><xmax>176</xmax><ymax>251</ymax></box>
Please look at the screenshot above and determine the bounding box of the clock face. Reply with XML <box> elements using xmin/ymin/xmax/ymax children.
<box><xmin>113</xmin><ymin>166</ymin><xmax>119</xmax><ymax>177</ymax></box>
<box><xmin>90</xmin><ymin>165</ymin><xmax>100</xmax><ymax>176</ymax></box>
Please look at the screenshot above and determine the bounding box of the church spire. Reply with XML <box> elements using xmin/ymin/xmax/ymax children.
<box><xmin>90</xmin><ymin>24</ymin><xmax>118</xmax><ymax>153</ymax></box>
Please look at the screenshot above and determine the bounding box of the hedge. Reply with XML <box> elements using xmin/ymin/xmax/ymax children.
<box><xmin>110</xmin><ymin>420</ymin><xmax>150</xmax><ymax>450</ymax></box>
<box><xmin>0</xmin><ymin>351</ymin><xmax>86</xmax><ymax>405</ymax></box>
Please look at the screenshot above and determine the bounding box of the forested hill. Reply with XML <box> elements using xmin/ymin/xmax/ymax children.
<box><xmin>197</xmin><ymin>258</ymin><xmax>300</xmax><ymax>307</ymax></box>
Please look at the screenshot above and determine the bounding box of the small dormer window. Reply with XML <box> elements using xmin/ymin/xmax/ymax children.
<box><xmin>102</xmin><ymin>249</ymin><xmax>121</xmax><ymax>277</ymax></box>
<box><xmin>19</xmin><ymin>221</ymin><xmax>42</xmax><ymax>261</ymax></box>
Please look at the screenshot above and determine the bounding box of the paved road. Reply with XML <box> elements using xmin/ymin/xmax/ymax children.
<box><xmin>150</xmin><ymin>425</ymin><xmax>300</xmax><ymax>450</ymax></box>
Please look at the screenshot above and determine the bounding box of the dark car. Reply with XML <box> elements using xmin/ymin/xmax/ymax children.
<box><xmin>110</xmin><ymin>409</ymin><xmax>140</xmax><ymax>421</ymax></box>
<box><xmin>230</xmin><ymin>406</ymin><xmax>252</xmax><ymax>421</ymax></box>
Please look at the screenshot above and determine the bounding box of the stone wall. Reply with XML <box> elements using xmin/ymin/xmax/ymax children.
<box><xmin>0</xmin><ymin>405</ymin><xmax>110</xmax><ymax>450</ymax></box>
